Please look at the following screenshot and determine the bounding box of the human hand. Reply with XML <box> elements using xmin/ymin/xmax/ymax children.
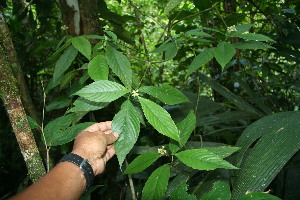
<box><xmin>71</xmin><ymin>121</ymin><xmax>119</xmax><ymax>175</ymax></box>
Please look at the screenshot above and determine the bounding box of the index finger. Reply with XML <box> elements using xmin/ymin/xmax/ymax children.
<box><xmin>83</xmin><ymin>121</ymin><xmax>112</xmax><ymax>132</ymax></box>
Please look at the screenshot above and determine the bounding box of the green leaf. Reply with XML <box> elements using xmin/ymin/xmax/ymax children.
<box><xmin>240</xmin><ymin>192</ymin><xmax>281</xmax><ymax>200</ymax></box>
<box><xmin>213</xmin><ymin>42</ymin><xmax>236</xmax><ymax>68</ymax></box>
<box><xmin>47</xmin><ymin>122</ymin><xmax>94</xmax><ymax>146</ymax></box>
<box><xmin>139</xmin><ymin>97</ymin><xmax>180</xmax><ymax>142</ymax></box>
<box><xmin>234</xmin><ymin>75</ymin><xmax>272</xmax><ymax>115</ymax></box>
<box><xmin>60</xmin><ymin>70</ymin><xmax>79</xmax><ymax>90</ymax></box>
<box><xmin>165</xmin><ymin>173</ymin><xmax>190</xmax><ymax>197</ymax></box>
<box><xmin>164</xmin><ymin>0</ymin><xmax>182</xmax><ymax>15</ymax></box>
<box><xmin>79</xmin><ymin>71</ymin><xmax>89</xmax><ymax>85</ymax></box>
<box><xmin>104</xmin><ymin>30</ymin><xmax>117</xmax><ymax>41</ymax></box>
<box><xmin>45</xmin><ymin>38</ymin><xmax>72</xmax><ymax>65</ymax></box>
<box><xmin>177</xmin><ymin>110</ymin><xmax>196</xmax><ymax>146</ymax></box>
<box><xmin>232</xmin><ymin>111</ymin><xmax>300</xmax><ymax>200</ymax></box>
<box><xmin>201</xmin><ymin>146</ymin><xmax>240</xmax><ymax>158</ymax></box>
<box><xmin>27</xmin><ymin>116</ymin><xmax>40</xmax><ymax>130</ymax></box>
<box><xmin>112</xmin><ymin>100</ymin><xmax>140</xmax><ymax>166</ymax></box>
<box><xmin>75</xmin><ymin>80</ymin><xmax>130</xmax><ymax>102</ymax></box>
<box><xmin>201</xmin><ymin>181</ymin><xmax>231</xmax><ymax>200</ymax></box>
<box><xmin>186</xmin><ymin>48</ymin><xmax>214</xmax><ymax>77</ymax></box>
<box><xmin>228</xmin><ymin>24</ymin><xmax>254</xmax><ymax>37</ymax></box>
<box><xmin>88</xmin><ymin>54</ymin><xmax>109</xmax><ymax>81</ymax></box>
<box><xmin>124</xmin><ymin>152</ymin><xmax>162</xmax><ymax>174</ymax></box>
<box><xmin>186</xmin><ymin>30</ymin><xmax>212</xmax><ymax>38</ymax></box>
<box><xmin>46</xmin><ymin>96</ymin><xmax>71</xmax><ymax>111</ymax></box>
<box><xmin>190</xmin><ymin>27</ymin><xmax>221</xmax><ymax>33</ymax></box>
<box><xmin>81</xmin><ymin>185</ymin><xmax>103</xmax><ymax>200</ymax></box>
<box><xmin>152</xmin><ymin>42</ymin><xmax>174</xmax><ymax>53</ymax></box>
<box><xmin>198</xmin><ymin>73</ymin><xmax>261</xmax><ymax>115</ymax></box>
<box><xmin>106</xmin><ymin>45</ymin><xmax>132</xmax><ymax>88</ymax></box>
<box><xmin>197</xmin><ymin>110</ymin><xmax>258</xmax><ymax>126</ymax></box>
<box><xmin>193</xmin><ymin>169</ymin><xmax>231</xmax><ymax>199</ymax></box>
<box><xmin>139</xmin><ymin>85</ymin><xmax>189</xmax><ymax>105</ymax></box>
<box><xmin>235</xmin><ymin>24</ymin><xmax>254</xmax><ymax>33</ymax></box>
<box><xmin>170</xmin><ymin>184</ymin><xmax>197</xmax><ymax>200</ymax></box>
<box><xmin>67</xmin><ymin>97</ymin><xmax>109</xmax><ymax>113</ymax></box>
<box><xmin>175</xmin><ymin>149</ymin><xmax>238</xmax><ymax>170</ymax></box>
<box><xmin>44</xmin><ymin>114</ymin><xmax>77</xmax><ymax>146</ymax></box>
<box><xmin>165</xmin><ymin>42</ymin><xmax>178</xmax><ymax>60</ymax></box>
<box><xmin>151</xmin><ymin>42</ymin><xmax>178</xmax><ymax>59</ymax></box>
<box><xmin>192</xmin><ymin>38</ymin><xmax>212</xmax><ymax>43</ymax></box>
<box><xmin>237</xmin><ymin>33</ymin><xmax>274</xmax><ymax>42</ymax></box>
<box><xmin>72</xmin><ymin>36</ymin><xmax>92</xmax><ymax>60</ymax></box>
<box><xmin>233</xmin><ymin>41</ymin><xmax>275</xmax><ymax>49</ymax></box>
<box><xmin>53</xmin><ymin>46</ymin><xmax>78</xmax><ymax>82</ymax></box>
<box><xmin>142</xmin><ymin>164</ymin><xmax>170</xmax><ymax>200</ymax></box>
<box><xmin>176</xmin><ymin>92</ymin><xmax>223</xmax><ymax>121</ymax></box>
<box><xmin>169</xmin><ymin>140</ymin><xmax>181</xmax><ymax>154</ymax></box>
<box><xmin>282</xmin><ymin>8</ymin><xmax>295</xmax><ymax>13</ymax></box>
<box><xmin>82</xmin><ymin>35</ymin><xmax>105</xmax><ymax>39</ymax></box>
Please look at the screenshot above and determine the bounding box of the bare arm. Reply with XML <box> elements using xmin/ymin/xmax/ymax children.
<box><xmin>11</xmin><ymin>121</ymin><xmax>119</xmax><ymax>200</ymax></box>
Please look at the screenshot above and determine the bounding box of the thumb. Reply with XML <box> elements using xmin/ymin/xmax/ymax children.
<box><xmin>104</xmin><ymin>132</ymin><xmax>119</xmax><ymax>145</ymax></box>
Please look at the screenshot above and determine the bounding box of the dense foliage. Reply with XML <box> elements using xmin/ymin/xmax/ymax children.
<box><xmin>0</xmin><ymin>0</ymin><xmax>300</xmax><ymax>199</ymax></box>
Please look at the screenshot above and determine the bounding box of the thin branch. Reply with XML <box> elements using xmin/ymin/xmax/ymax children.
<box><xmin>41</xmin><ymin>80</ymin><xmax>50</xmax><ymax>172</ymax></box>
<box><xmin>125</xmin><ymin>159</ymin><xmax>137</xmax><ymax>200</ymax></box>
<box><xmin>128</xmin><ymin>0</ymin><xmax>152</xmax><ymax>88</ymax></box>
<box><xmin>215</xmin><ymin>7</ymin><xmax>228</xmax><ymax>27</ymax></box>
<box><xmin>19</xmin><ymin>0</ymin><xmax>34</xmax><ymax>15</ymax></box>
<box><xmin>247</xmin><ymin>0</ymin><xmax>270</xmax><ymax>20</ymax></box>
<box><xmin>172</xmin><ymin>6</ymin><xmax>217</xmax><ymax>26</ymax></box>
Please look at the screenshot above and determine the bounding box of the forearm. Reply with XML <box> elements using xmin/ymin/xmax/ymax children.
<box><xmin>10</xmin><ymin>122</ymin><xmax>118</xmax><ymax>200</ymax></box>
<box><xmin>11</xmin><ymin>162</ymin><xmax>86</xmax><ymax>200</ymax></box>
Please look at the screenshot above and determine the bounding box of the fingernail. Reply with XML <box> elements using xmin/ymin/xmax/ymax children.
<box><xmin>112</xmin><ymin>132</ymin><xmax>119</xmax><ymax>138</ymax></box>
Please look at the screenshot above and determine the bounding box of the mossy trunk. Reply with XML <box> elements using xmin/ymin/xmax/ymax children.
<box><xmin>0</xmin><ymin>12</ymin><xmax>41</xmax><ymax>126</ymax></box>
<box><xmin>0</xmin><ymin>13</ymin><xmax>46</xmax><ymax>182</ymax></box>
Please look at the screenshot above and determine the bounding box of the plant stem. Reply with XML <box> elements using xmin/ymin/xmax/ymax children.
<box><xmin>125</xmin><ymin>159</ymin><xmax>137</xmax><ymax>200</ymax></box>
<box><xmin>41</xmin><ymin>80</ymin><xmax>50</xmax><ymax>172</ymax></box>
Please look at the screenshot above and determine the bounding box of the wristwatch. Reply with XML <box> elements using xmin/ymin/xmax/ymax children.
<box><xmin>58</xmin><ymin>153</ymin><xmax>94</xmax><ymax>195</ymax></box>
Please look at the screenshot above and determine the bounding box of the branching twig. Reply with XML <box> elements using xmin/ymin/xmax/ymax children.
<box><xmin>128</xmin><ymin>0</ymin><xmax>152</xmax><ymax>88</ymax></box>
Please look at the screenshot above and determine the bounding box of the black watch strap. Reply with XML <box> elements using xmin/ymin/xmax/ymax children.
<box><xmin>58</xmin><ymin>153</ymin><xmax>94</xmax><ymax>195</ymax></box>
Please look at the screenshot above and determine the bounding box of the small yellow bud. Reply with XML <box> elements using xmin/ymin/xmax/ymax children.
<box><xmin>158</xmin><ymin>146</ymin><xmax>167</xmax><ymax>155</ymax></box>
<box><xmin>131</xmin><ymin>90</ymin><xmax>139</xmax><ymax>97</ymax></box>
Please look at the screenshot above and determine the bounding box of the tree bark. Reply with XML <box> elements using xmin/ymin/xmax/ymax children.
<box><xmin>59</xmin><ymin>0</ymin><xmax>102</xmax><ymax>36</ymax></box>
<box><xmin>0</xmin><ymin>11</ymin><xmax>41</xmax><ymax>125</ymax></box>
<box><xmin>223</xmin><ymin>0</ymin><xmax>241</xmax><ymax>70</ymax></box>
<box><xmin>0</xmin><ymin>13</ymin><xmax>45</xmax><ymax>183</ymax></box>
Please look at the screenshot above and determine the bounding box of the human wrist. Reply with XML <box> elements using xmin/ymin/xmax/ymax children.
<box><xmin>58</xmin><ymin>153</ymin><xmax>95</xmax><ymax>195</ymax></box>
<box><xmin>71</xmin><ymin>150</ymin><xmax>98</xmax><ymax>174</ymax></box>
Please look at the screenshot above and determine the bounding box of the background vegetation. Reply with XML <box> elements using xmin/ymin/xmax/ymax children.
<box><xmin>0</xmin><ymin>0</ymin><xmax>299</xmax><ymax>199</ymax></box>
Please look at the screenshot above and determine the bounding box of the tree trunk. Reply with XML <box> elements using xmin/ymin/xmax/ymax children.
<box><xmin>0</xmin><ymin>12</ymin><xmax>45</xmax><ymax>183</ymax></box>
<box><xmin>59</xmin><ymin>0</ymin><xmax>102</xmax><ymax>36</ymax></box>
<box><xmin>0</xmin><ymin>11</ymin><xmax>41</xmax><ymax>125</ymax></box>
<box><xmin>224</xmin><ymin>0</ymin><xmax>241</xmax><ymax>70</ymax></box>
